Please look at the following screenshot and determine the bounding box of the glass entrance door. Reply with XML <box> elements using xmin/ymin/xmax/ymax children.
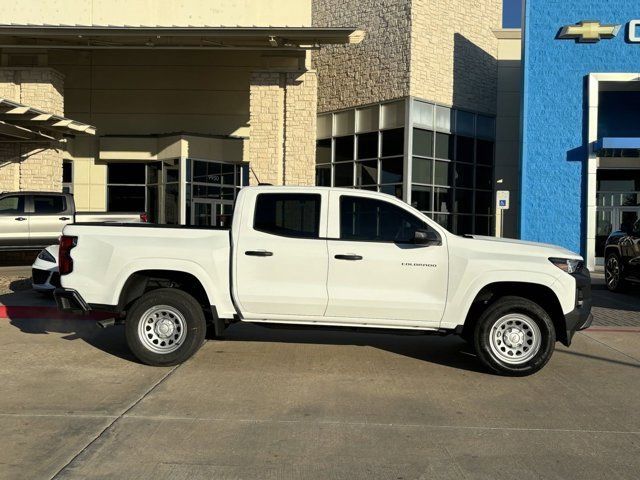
<box><xmin>191</xmin><ymin>199</ymin><xmax>233</xmax><ymax>227</ymax></box>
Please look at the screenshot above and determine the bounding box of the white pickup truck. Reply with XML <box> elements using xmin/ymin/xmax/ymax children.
<box><xmin>54</xmin><ymin>186</ymin><xmax>592</xmax><ymax>376</ymax></box>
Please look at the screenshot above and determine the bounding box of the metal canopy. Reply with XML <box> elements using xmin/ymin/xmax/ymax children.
<box><xmin>0</xmin><ymin>25</ymin><xmax>365</xmax><ymax>50</ymax></box>
<box><xmin>596</xmin><ymin>137</ymin><xmax>640</xmax><ymax>157</ymax></box>
<box><xmin>0</xmin><ymin>98</ymin><xmax>96</xmax><ymax>142</ymax></box>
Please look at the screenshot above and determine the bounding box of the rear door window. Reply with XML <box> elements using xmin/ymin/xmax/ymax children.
<box><xmin>0</xmin><ymin>196</ymin><xmax>25</xmax><ymax>215</ymax></box>
<box><xmin>33</xmin><ymin>195</ymin><xmax>66</xmax><ymax>214</ymax></box>
<box><xmin>254</xmin><ymin>193</ymin><xmax>321</xmax><ymax>238</ymax></box>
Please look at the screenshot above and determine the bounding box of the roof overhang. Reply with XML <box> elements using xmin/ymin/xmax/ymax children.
<box><xmin>0</xmin><ymin>98</ymin><xmax>96</xmax><ymax>142</ymax></box>
<box><xmin>0</xmin><ymin>25</ymin><xmax>365</xmax><ymax>50</ymax></box>
<box><xmin>596</xmin><ymin>137</ymin><xmax>640</xmax><ymax>157</ymax></box>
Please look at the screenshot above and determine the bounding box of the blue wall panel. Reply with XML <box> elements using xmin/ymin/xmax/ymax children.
<box><xmin>522</xmin><ymin>0</ymin><xmax>640</xmax><ymax>255</ymax></box>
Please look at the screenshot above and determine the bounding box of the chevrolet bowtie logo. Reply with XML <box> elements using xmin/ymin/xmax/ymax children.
<box><xmin>558</xmin><ymin>21</ymin><xmax>621</xmax><ymax>43</ymax></box>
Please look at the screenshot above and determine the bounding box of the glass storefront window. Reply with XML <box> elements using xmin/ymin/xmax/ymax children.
<box><xmin>334</xmin><ymin>136</ymin><xmax>354</xmax><ymax>162</ymax></box>
<box><xmin>334</xmin><ymin>110</ymin><xmax>355</xmax><ymax>136</ymax></box>
<box><xmin>413</xmin><ymin>101</ymin><xmax>434</xmax><ymax>129</ymax></box>
<box><xmin>316</xmin><ymin>138</ymin><xmax>332</xmax><ymax>164</ymax></box>
<box><xmin>357</xmin><ymin>105</ymin><xmax>379</xmax><ymax>133</ymax></box>
<box><xmin>413</xmin><ymin>128</ymin><xmax>434</xmax><ymax>157</ymax></box>
<box><xmin>435</xmin><ymin>133</ymin><xmax>453</xmax><ymax>160</ymax></box>
<box><xmin>334</xmin><ymin>162</ymin><xmax>354</xmax><ymax>187</ymax></box>
<box><xmin>356</xmin><ymin>160</ymin><xmax>378</xmax><ymax>186</ymax></box>
<box><xmin>381</xmin><ymin>128</ymin><xmax>404</xmax><ymax>157</ymax></box>
<box><xmin>456</xmin><ymin>110</ymin><xmax>475</xmax><ymax>137</ymax></box>
<box><xmin>380</xmin><ymin>157</ymin><xmax>403</xmax><ymax>183</ymax></box>
<box><xmin>357</xmin><ymin>132</ymin><xmax>378</xmax><ymax>159</ymax></box>
<box><xmin>412</xmin><ymin>157</ymin><xmax>432</xmax><ymax>185</ymax></box>
<box><xmin>317</xmin><ymin>114</ymin><xmax>332</xmax><ymax>139</ymax></box>
<box><xmin>381</xmin><ymin>101</ymin><xmax>405</xmax><ymax>129</ymax></box>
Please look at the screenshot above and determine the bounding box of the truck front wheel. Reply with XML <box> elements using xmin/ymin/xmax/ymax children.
<box><xmin>125</xmin><ymin>288</ymin><xmax>206</xmax><ymax>366</ymax></box>
<box><xmin>474</xmin><ymin>296</ymin><xmax>555</xmax><ymax>376</ymax></box>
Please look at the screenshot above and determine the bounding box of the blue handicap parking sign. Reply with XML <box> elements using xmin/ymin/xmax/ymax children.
<box><xmin>499</xmin><ymin>200</ymin><xmax>507</xmax><ymax>207</ymax></box>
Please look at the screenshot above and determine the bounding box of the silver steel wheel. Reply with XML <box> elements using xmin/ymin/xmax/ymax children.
<box><xmin>605</xmin><ymin>255</ymin><xmax>620</xmax><ymax>290</ymax></box>
<box><xmin>137</xmin><ymin>305</ymin><xmax>186</xmax><ymax>354</ymax></box>
<box><xmin>488</xmin><ymin>314</ymin><xmax>542</xmax><ymax>365</ymax></box>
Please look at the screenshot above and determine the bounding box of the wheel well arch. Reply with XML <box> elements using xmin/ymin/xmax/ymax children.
<box><xmin>117</xmin><ymin>270</ymin><xmax>214</xmax><ymax>319</ymax></box>
<box><xmin>461</xmin><ymin>282</ymin><xmax>569</xmax><ymax>346</ymax></box>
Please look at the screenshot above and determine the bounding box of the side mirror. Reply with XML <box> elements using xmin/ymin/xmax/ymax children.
<box><xmin>414</xmin><ymin>229</ymin><xmax>441</xmax><ymax>246</ymax></box>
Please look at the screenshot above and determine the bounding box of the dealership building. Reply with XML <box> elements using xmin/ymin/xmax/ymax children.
<box><xmin>3</xmin><ymin>0</ymin><xmax>636</xmax><ymax>268</ymax></box>
<box><xmin>0</xmin><ymin>0</ymin><xmax>503</xmax><ymax>232</ymax></box>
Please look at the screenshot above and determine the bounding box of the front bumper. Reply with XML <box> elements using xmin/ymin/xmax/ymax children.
<box><xmin>564</xmin><ymin>268</ymin><xmax>593</xmax><ymax>345</ymax></box>
<box><xmin>54</xmin><ymin>288</ymin><xmax>91</xmax><ymax>314</ymax></box>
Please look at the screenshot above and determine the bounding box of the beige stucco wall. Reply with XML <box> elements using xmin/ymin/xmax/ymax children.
<box><xmin>0</xmin><ymin>0</ymin><xmax>311</xmax><ymax>27</ymax></box>
<box><xmin>0</xmin><ymin>68</ymin><xmax>64</xmax><ymax>193</ymax></box>
<box><xmin>410</xmin><ymin>0</ymin><xmax>501</xmax><ymax>114</ymax></box>
<box><xmin>312</xmin><ymin>0</ymin><xmax>411</xmax><ymax>113</ymax></box>
<box><xmin>494</xmin><ymin>29</ymin><xmax>522</xmax><ymax>238</ymax></box>
<box><xmin>52</xmin><ymin>49</ymin><xmax>305</xmax><ymax>209</ymax></box>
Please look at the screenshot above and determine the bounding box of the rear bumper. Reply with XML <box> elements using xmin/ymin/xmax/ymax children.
<box><xmin>564</xmin><ymin>268</ymin><xmax>593</xmax><ymax>345</ymax></box>
<box><xmin>54</xmin><ymin>288</ymin><xmax>91</xmax><ymax>314</ymax></box>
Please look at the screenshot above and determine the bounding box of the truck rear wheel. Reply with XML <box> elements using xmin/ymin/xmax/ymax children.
<box><xmin>125</xmin><ymin>288</ymin><xmax>206</xmax><ymax>366</ymax></box>
<box><xmin>474</xmin><ymin>296</ymin><xmax>555</xmax><ymax>376</ymax></box>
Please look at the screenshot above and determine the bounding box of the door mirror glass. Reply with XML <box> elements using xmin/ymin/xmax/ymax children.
<box><xmin>414</xmin><ymin>228</ymin><xmax>441</xmax><ymax>246</ymax></box>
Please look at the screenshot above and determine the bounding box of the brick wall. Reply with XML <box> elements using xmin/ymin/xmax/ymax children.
<box><xmin>248</xmin><ymin>70</ymin><xmax>317</xmax><ymax>186</ymax></box>
<box><xmin>0</xmin><ymin>68</ymin><xmax>64</xmax><ymax>192</ymax></box>
<box><xmin>312</xmin><ymin>0</ymin><xmax>411</xmax><ymax>113</ymax></box>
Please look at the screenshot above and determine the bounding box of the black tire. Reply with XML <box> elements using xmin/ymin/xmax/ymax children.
<box><xmin>605</xmin><ymin>251</ymin><xmax>626</xmax><ymax>292</ymax></box>
<box><xmin>125</xmin><ymin>288</ymin><xmax>207</xmax><ymax>367</ymax></box>
<box><xmin>474</xmin><ymin>296</ymin><xmax>556</xmax><ymax>376</ymax></box>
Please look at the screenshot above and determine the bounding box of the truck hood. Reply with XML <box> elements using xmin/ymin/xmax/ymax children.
<box><xmin>468</xmin><ymin>235</ymin><xmax>582</xmax><ymax>260</ymax></box>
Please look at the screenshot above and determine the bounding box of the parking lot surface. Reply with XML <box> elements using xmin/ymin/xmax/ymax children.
<box><xmin>0</xmin><ymin>274</ymin><xmax>639</xmax><ymax>479</ymax></box>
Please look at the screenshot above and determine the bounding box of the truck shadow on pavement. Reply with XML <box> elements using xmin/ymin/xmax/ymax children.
<box><xmin>223</xmin><ymin>322</ymin><xmax>488</xmax><ymax>374</ymax></box>
<box><xmin>7</xmin><ymin>317</ymin><xmax>487</xmax><ymax>373</ymax></box>
<box><xmin>8</xmin><ymin>318</ymin><xmax>137</xmax><ymax>362</ymax></box>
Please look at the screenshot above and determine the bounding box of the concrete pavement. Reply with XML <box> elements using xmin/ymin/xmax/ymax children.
<box><xmin>0</xmin><ymin>316</ymin><xmax>638</xmax><ymax>479</ymax></box>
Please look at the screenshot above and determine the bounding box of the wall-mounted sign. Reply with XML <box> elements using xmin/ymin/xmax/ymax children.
<box><xmin>558</xmin><ymin>21</ymin><xmax>621</xmax><ymax>43</ymax></box>
<box><xmin>496</xmin><ymin>190</ymin><xmax>510</xmax><ymax>211</ymax></box>
<box><xmin>630</xmin><ymin>20</ymin><xmax>640</xmax><ymax>42</ymax></box>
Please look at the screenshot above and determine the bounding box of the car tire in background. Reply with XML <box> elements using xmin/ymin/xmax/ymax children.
<box><xmin>125</xmin><ymin>288</ymin><xmax>207</xmax><ymax>367</ymax></box>
<box><xmin>604</xmin><ymin>251</ymin><xmax>626</xmax><ymax>292</ymax></box>
<box><xmin>474</xmin><ymin>296</ymin><xmax>555</xmax><ymax>377</ymax></box>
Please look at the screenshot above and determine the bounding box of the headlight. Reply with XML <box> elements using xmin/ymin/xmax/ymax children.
<box><xmin>549</xmin><ymin>257</ymin><xmax>583</xmax><ymax>274</ymax></box>
<box><xmin>37</xmin><ymin>249</ymin><xmax>56</xmax><ymax>263</ymax></box>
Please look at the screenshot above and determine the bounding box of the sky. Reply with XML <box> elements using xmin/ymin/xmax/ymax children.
<box><xmin>503</xmin><ymin>0</ymin><xmax>523</xmax><ymax>28</ymax></box>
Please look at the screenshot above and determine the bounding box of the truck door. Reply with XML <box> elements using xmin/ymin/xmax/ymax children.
<box><xmin>0</xmin><ymin>195</ymin><xmax>29</xmax><ymax>248</ymax></box>
<box><xmin>325</xmin><ymin>192</ymin><xmax>448</xmax><ymax>327</ymax></box>
<box><xmin>28</xmin><ymin>194</ymin><xmax>73</xmax><ymax>248</ymax></box>
<box><xmin>234</xmin><ymin>190</ymin><xmax>329</xmax><ymax>319</ymax></box>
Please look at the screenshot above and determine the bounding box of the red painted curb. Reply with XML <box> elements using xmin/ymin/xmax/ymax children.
<box><xmin>0</xmin><ymin>305</ymin><xmax>113</xmax><ymax>320</ymax></box>
<box><xmin>585</xmin><ymin>327</ymin><xmax>640</xmax><ymax>333</ymax></box>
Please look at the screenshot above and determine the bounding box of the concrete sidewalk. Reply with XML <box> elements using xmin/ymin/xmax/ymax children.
<box><xmin>0</xmin><ymin>319</ymin><xmax>638</xmax><ymax>480</ymax></box>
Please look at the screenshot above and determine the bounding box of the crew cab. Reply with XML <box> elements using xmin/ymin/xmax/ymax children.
<box><xmin>0</xmin><ymin>191</ymin><xmax>146</xmax><ymax>251</ymax></box>
<box><xmin>54</xmin><ymin>186</ymin><xmax>592</xmax><ymax>376</ymax></box>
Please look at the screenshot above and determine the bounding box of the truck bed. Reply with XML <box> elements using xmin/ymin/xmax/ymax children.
<box><xmin>60</xmin><ymin>223</ymin><xmax>234</xmax><ymax>315</ymax></box>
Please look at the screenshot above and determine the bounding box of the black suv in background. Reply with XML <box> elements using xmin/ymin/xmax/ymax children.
<box><xmin>604</xmin><ymin>220</ymin><xmax>640</xmax><ymax>291</ymax></box>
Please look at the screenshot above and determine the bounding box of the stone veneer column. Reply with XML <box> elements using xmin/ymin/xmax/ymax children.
<box><xmin>248</xmin><ymin>72</ymin><xmax>285</xmax><ymax>186</ymax></box>
<box><xmin>283</xmin><ymin>71</ymin><xmax>317</xmax><ymax>186</ymax></box>
<box><xmin>0</xmin><ymin>68</ymin><xmax>64</xmax><ymax>192</ymax></box>
<box><xmin>248</xmin><ymin>70</ymin><xmax>318</xmax><ymax>186</ymax></box>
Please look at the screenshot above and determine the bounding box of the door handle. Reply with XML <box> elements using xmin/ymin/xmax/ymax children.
<box><xmin>59</xmin><ymin>216</ymin><xmax>70</xmax><ymax>221</ymax></box>
<box><xmin>245</xmin><ymin>250</ymin><xmax>273</xmax><ymax>257</ymax></box>
<box><xmin>335</xmin><ymin>254</ymin><xmax>363</xmax><ymax>261</ymax></box>
<box><xmin>14</xmin><ymin>217</ymin><xmax>27</xmax><ymax>221</ymax></box>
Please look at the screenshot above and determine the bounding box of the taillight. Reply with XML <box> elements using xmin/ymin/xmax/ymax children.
<box><xmin>59</xmin><ymin>235</ymin><xmax>77</xmax><ymax>275</ymax></box>
<box><xmin>140</xmin><ymin>212</ymin><xmax>148</xmax><ymax>223</ymax></box>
